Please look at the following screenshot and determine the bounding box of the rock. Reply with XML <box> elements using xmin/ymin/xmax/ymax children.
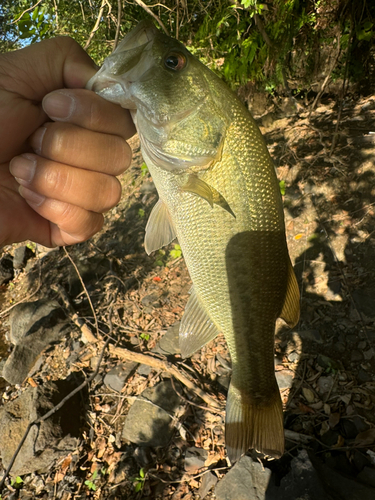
<box><xmin>153</xmin><ymin>322</ymin><xmax>180</xmax><ymax>356</ymax></box>
<box><xmin>0</xmin><ymin>381</ymin><xmax>80</xmax><ymax>476</ymax></box>
<box><xmin>317</xmin><ymin>376</ymin><xmax>334</xmax><ymax>396</ymax></box>
<box><xmin>267</xmin><ymin>450</ymin><xmax>331</xmax><ymax>500</ymax></box>
<box><xmin>184</xmin><ymin>447</ymin><xmax>208</xmax><ymax>473</ymax></box>
<box><xmin>276</xmin><ymin>370</ymin><xmax>294</xmax><ymax>390</ymax></box>
<box><xmin>299</xmin><ymin>330</ymin><xmax>323</xmax><ymax>343</ymax></box>
<box><xmin>0</xmin><ymin>253</ymin><xmax>14</xmax><ymax>285</ymax></box>
<box><xmin>358</xmin><ymin>467</ymin><xmax>375</xmax><ymax>487</ymax></box>
<box><xmin>13</xmin><ymin>246</ymin><xmax>35</xmax><ymax>270</ymax></box>
<box><xmin>352</xmin><ymin>288</ymin><xmax>375</xmax><ymax>320</ymax></box>
<box><xmin>104</xmin><ymin>362</ymin><xmax>138</xmax><ymax>392</ymax></box>
<box><xmin>2</xmin><ymin>300</ymin><xmax>69</xmax><ymax>385</ymax></box>
<box><xmin>351</xmin><ymin>350</ymin><xmax>363</xmax><ymax>362</ymax></box>
<box><xmin>198</xmin><ymin>471</ymin><xmax>218</xmax><ymax>498</ymax></box>
<box><xmin>287</xmin><ymin>351</ymin><xmax>300</xmax><ymax>363</ymax></box>
<box><xmin>122</xmin><ymin>379</ymin><xmax>182</xmax><ymax>447</ymax></box>
<box><xmin>310</xmin><ymin>453</ymin><xmax>375</xmax><ymax>500</ymax></box>
<box><xmin>215</xmin><ymin>455</ymin><xmax>271</xmax><ymax>500</ymax></box>
<box><xmin>358</xmin><ymin>368</ymin><xmax>372</xmax><ymax>383</ymax></box>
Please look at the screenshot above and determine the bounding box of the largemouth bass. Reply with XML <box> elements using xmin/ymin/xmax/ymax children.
<box><xmin>87</xmin><ymin>20</ymin><xmax>300</xmax><ymax>461</ymax></box>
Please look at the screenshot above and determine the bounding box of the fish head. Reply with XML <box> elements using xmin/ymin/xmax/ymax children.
<box><xmin>87</xmin><ymin>20</ymin><xmax>228</xmax><ymax>172</ymax></box>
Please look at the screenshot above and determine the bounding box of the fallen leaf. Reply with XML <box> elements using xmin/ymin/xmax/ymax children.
<box><xmin>298</xmin><ymin>402</ymin><xmax>315</xmax><ymax>414</ymax></box>
<box><xmin>302</xmin><ymin>387</ymin><xmax>315</xmax><ymax>403</ymax></box>
<box><xmin>355</xmin><ymin>428</ymin><xmax>375</xmax><ymax>447</ymax></box>
<box><xmin>329</xmin><ymin>412</ymin><xmax>340</xmax><ymax>428</ymax></box>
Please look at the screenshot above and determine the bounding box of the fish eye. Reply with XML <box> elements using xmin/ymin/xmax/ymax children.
<box><xmin>164</xmin><ymin>52</ymin><xmax>186</xmax><ymax>71</ymax></box>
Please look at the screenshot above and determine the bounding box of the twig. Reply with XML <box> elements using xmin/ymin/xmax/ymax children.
<box><xmin>329</xmin><ymin>23</ymin><xmax>354</xmax><ymax>156</ymax></box>
<box><xmin>0</xmin><ymin>338</ymin><xmax>110</xmax><ymax>491</ymax></box>
<box><xmin>11</xmin><ymin>0</ymin><xmax>44</xmax><ymax>24</ymax></box>
<box><xmin>133</xmin><ymin>0</ymin><xmax>169</xmax><ymax>35</ymax></box>
<box><xmin>51</xmin><ymin>284</ymin><xmax>98</xmax><ymax>343</ymax></box>
<box><xmin>113</xmin><ymin>0</ymin><xmax>122</xmax><ymax>50</ymax></box>
<box><xmin>84</xmin><ymin>0</ymin><xmax>107</xmax><ymax>50</ymax></box>
<box><xmin>108</xmin><ymin>345</ymin><xmax>221</xmax><ymax>409</ymax></box>
<box><xmin>0</xmin><ymin>259</ymin><xmax>41</xmax><ymax>318</ymax></box>
<box><xmin>63</xmin><ymin>246</ymin><xmax>99</xmax><ymax>337</ymax></box>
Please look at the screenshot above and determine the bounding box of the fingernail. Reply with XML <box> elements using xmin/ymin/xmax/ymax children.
<box><xmin>43</xmin><ymin>91</ymin><xmax>76</xmax><ymax>120</ymax></box>
<box><xmin>30</xmin><ymin>127</ymin><xmax>47</xmax><ymax>155</ymax></box>
<box><xmin>9</xmin><ymin>154</ymin><xmax>36</xmax><ymax>184</ymax></box>
<box><xmin>19</xmin><ymin>186</ymin><xmax>45</xmax><ymax>207</ymax></box>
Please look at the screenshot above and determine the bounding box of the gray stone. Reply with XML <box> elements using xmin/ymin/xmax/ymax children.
<box><xmin>198</xmin><ymin>471</ymin><xmax>218</xmax><ymax>498</ymax></box>
<box><xmin>351</xmin><ymin>350</ymin><xmax>363</xmax><ymax>362</ymax></box>
<box><xmin>311</xmin><ymin>453</ymin><xmax>375</xmax><ymax>500</ymax></box>
<box><xmin>276</xmin><ymin>370</ymin><xmax>294</xmax><ymax>390</ymax></box>
<box><xmin>153</xmin><ymin>322</ymin><xmax>181</xmax><ymax>356</ymax></box>
<box><xmin>317</xmin><ymin>376</ymin><xmax>334</xmax><ymax>396</ymax></box>
<box><xmin>104</xmin><ymin>362</ymin><xmax>137</xmax><ymax>392</ymax></box>
<box><xmin>215</xmin><ymin>455</ymin><xmax>271</xmax><ymax>500</ymax></box>
<box><xmin>299</xmin><ymin>330</ymin><xmax>323</xmax><ymax>343</ymax></box>
<box><xmin>267</xmin><ymin>450</ymin><xmax>331</xmax><ymax>500</ymax></box>
<box><xmin>122</xmin><ymin>379</ymin><xmax>182</xmax><ymax>447</ymax></box>
<box><xmin>184</xmin><ymin>447</ymin><xmax>208</xmax><ymax>473</ymax></box>
<box><xmin>3</xmin><ymin>300</ymin><xmax>69</xmax><ymax>385</ymax></box>
<box><xmin>13</xmin><ymin>246</ymin><xmax>35</xmax><ymax>270</ymax></box>
<box><xmin>0</xmin><ymin>382</ymin><xmax>79</xmax><ymax>476</ymax></box>
<box><xmin>358</xmin><ymin>467</ymin><xmax>375</xmax><ymax>487</ymax></box>
<box><xmin>352</xmin><ymin>288</ymin><xmax>375</xmax><ymax>320</ymax></box>
<box><xmin>0</xmin><ymin>254</ymin><xmax>14</xmax><ymax>285</ymax></box>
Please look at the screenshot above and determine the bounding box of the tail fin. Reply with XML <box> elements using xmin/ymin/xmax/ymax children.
<box><xmin>225</xmin><ymin>382</ymin><xmax>284</xmax><ymax>462</ymax></box>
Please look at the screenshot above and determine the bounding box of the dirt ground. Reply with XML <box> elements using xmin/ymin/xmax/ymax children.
<box><xmin>0</xmin><ymin>91</ymin><xmax>375</xmax><ymax>499</ymax></box>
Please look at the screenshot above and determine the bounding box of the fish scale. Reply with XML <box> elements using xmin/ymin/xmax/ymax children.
<box><xmin>87</xmin><ymin>20</ymin><xmax>300</xmax><ymax>461</ymax></box>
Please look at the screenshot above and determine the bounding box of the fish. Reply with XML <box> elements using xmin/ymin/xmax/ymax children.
<box><xmin>87</xmin><ymin>20</ymin><xmax>300</xmax><ymax>461</ymax></box>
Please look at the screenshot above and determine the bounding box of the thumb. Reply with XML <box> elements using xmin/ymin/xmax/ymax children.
<box><xmin>1</xmin><ymin>37</ymin><xmax>98</xmax><ymax>102</ymax></box>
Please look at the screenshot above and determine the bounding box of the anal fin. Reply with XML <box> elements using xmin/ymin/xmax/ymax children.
<box><xmin>180</xmin><ymin>287</ymin><xmax>220</xmax><ymax>358</ymax></box>
<box><xmin>280</xmin><ymin>259</ymin><xmax>300</xmax><ymax>327</ymax></box>
<box><xmin>144</xmin><ymin>199</ymin><xmax>176</xmax><ymax>255</ymax></box>
<box><xmin>225</xmin><ymin>382</ymin><xmax>284</xmax><ymax>462</ymax></box>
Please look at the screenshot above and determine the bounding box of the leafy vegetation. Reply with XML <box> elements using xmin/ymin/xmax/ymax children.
<box><xmin>1</xmin><ymin>1</ymin><xmax>374</xmax><ymax>93</ymax></box>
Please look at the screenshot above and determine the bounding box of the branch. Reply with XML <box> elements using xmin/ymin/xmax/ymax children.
<box><xmin>11</xmin><ymin>0</ymin><xmax>44</xmax><ymax>24</ymax></box>
<box><xmin>133</xmin><ymin>0</ymin><xmax>169</xmax><ymax>35</ymax></box>
<box><xmin>109</xmin><ymin>345</ymin><xmax>221</xmax><ymax>410</ymax></box>
<box><xmin>84</xmin><ymin>0</ymin><xmax>107</xmax><ymax>50</ymax></box>
<box><xmin>113</xmin><ymin>0</ymin><xmax>122</xmax><ymax>50</ymax></box>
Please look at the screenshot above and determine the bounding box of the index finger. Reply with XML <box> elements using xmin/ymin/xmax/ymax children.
<box><xmin>42</xmin><ymin>89</ymin><xmax>136</xmax><ymax>139</ymax></box>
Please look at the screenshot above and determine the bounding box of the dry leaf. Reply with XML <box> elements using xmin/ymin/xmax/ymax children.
<box><xmin>329</xmin><ymin>412</ymin><xmax>340</xmax><ymax>428</ymax></box>
<box><xmin>302</xmin><ymin>387</ymin><xmax>315</xmax><ymax>403</ymax></box>
<box><xmin>355</xmin><ymin>428</ymin><xmax>375</xmax><ymax>447</ymax></box>
<box><xmin>298</xmin><ymin>402</ymin><xmax>315</xmax><ymax>414</ymax></box>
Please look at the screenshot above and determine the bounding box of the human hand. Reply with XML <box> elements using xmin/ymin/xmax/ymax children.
<box><xmin>0</xmin><ymin>37</ymin><xmax>135</xmax><ymax>248</ymax></box>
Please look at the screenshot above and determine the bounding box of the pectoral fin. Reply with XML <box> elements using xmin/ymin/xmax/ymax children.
<box><xmin>144</xmin><ymin>199</ymin><xmax>176</xmax><ymax>255</ymax></box>
<box><xmin>280</xmin><ymin>259</ymin><xmax>300</xmax><ymax>327</ymax></box>
<box><xmin>181</xmin><ymin>175</ymin><xmax>235</xmax><ymax>218</ymax></box>
<box><xmin>179</xmin><ymin>287</ymin><xmax>220</xmax><ymax>358</ymax></box>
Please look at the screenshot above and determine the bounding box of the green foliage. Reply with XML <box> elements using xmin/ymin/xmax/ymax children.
<box><xmin>138</xmin><ymin>208</ymin><xmax>145</xmax><ymax>218</ymax></box>
<box><xmin>140</xmin><ymin>163</ymin><xmax>149</xmax><ymax>177</ymax></box>
<box><xmin>133</xmin><ymin>468</ymin><xmax>146</xmax><ymax>493</ymax></box>
<box><xmin>85</xmin><ymin>469</ymin><xmax>98</xmax><ymax>491</ymax></box>
<box><xmin>279</xmin><ymin>180</ymin><xmax>286</xmax><ymax>196</ymax></box>
<box><xmin>10</xmin><ymin>476</ymin><xmax>23</xmax><ymax>489</ymax></box>
<box><xmin>140</xmin><ymin>332</ymin><xmax>150</xmax><ymax>341</ymax></box>
<box><xmin>1</xmin><ymin>1</ymin><xmax>374</xmax><ymax>91</ymax></box>
<box><xmin>169</xmin><ymin>244</ymin><xmax>182</xmax><ymax>260</ymax></box>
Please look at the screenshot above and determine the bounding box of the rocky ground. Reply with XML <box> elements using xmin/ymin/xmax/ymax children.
<box><xmin>0</xmin><ymin>91</ymin><xmax>375</xmax><ymax>500</ymax></box>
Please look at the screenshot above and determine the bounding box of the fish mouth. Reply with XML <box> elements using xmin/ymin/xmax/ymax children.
<box><xmin>86</xmin><ymin>20</ymin><xmax>157</xmax><ymax>95</ymax></box>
